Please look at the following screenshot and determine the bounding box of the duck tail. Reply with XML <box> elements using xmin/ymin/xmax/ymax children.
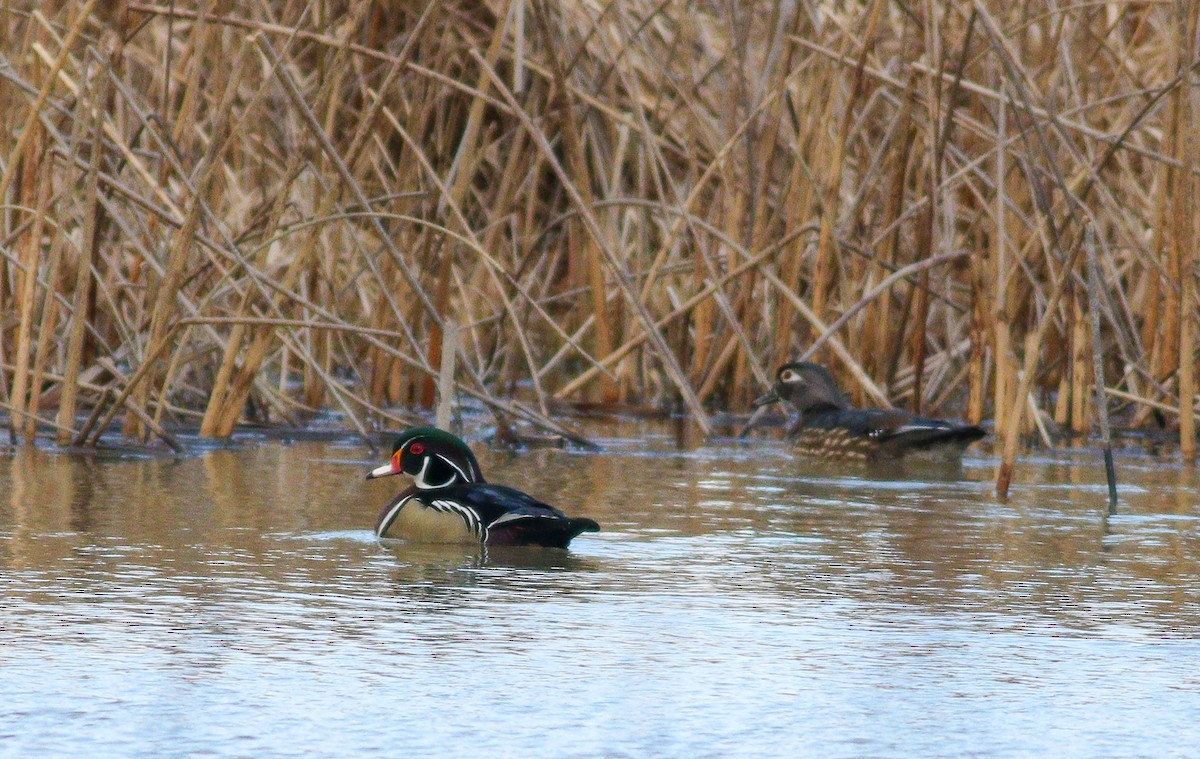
<box><xmin>569</xmin><ymin>517</ymin><xmax>600</xmax><ymax>536</ymax></box>
<box><xmin>488</xmin><ymin>516</ymin><xmax>600</xmax><ymax>549</ymax></box>
<box><xmin>891</xmin><ymin>421</ymin><xmax>986</xmax><ymax>450</ymax></box>
<box><xmin>541</xmin><ymin>517</ymin><xmax>600</xmax><ymax>549</ymax></box>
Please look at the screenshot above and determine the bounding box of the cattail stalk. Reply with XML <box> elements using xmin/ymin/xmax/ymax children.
<box><xmin>56</xmin><ymin>70</ymin><xmax>106</xmax><ymax>444</ymax></box>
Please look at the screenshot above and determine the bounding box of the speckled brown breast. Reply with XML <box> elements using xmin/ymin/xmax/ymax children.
<box><xmin>791</xmin><ymin>427</ymin><xmax>878</xmax><ymax>460</ymax></box>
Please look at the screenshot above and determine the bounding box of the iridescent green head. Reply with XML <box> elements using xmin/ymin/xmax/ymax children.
<box><xmin>366</xmin><ymin>427</ymin><xmax>484</xmax><ymax>489</ymax></box>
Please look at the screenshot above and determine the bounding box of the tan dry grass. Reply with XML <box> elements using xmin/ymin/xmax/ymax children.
<box><xmin>0</xmin><ymin>1</ymin><xmax>1197</xmax><ymax>490</ymax></box>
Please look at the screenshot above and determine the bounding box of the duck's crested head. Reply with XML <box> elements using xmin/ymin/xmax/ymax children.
<box><xmin>366</xmin><ymin>426</ymin><xmax>485</xmax><ymax>488</ymax></box>
<box><xmin>753</xmin><ymin>361</ymin><xmax>853</xmax><ymax>413</ymax></box>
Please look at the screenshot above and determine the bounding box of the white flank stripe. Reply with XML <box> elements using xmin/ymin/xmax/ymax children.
<box><xmin>488</xmin><ymin>512</ymin><xmax>543</xmax><ymax>528</ymax></box>
<box><xmin>894</xmin><ymin>422</ymin><xmax>948</xmax><ymax>434</ymax></box>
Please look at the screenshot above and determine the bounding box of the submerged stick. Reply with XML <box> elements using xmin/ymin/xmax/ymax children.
<box><xmin>73</xmin><ymin>387</ymin><xmax>112</xmax><ymax>446</ymax></box>
<box><xmin>1085</xmin><ymin>226</ymin><xmax>1117</xmax><ymax>513</ymax></box>
<box><xmin>97</xmin><ymin>358</ymin><xmax>182</xmax><ymax>453</ymax></box>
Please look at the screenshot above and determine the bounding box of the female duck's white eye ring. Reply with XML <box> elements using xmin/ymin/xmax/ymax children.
<box><xmin>409</xmin><ymin>442</ymin><xmax>426</xmax><ymax>455</ymax></box>
<box><xmin>780</xmin><ymin>370</ymin><xmax>799</xmax><ymax>383</ymax></box>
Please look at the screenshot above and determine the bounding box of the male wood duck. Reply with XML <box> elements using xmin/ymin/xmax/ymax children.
<box><xmin>753</xmin><ymin>362</ymin><xmax>986</xmax><ymax>461</ymax></box>
<box><xmin>366</xmin><ymin>426</ymin><xmax>599</xmax><ymax>548</ymax></box>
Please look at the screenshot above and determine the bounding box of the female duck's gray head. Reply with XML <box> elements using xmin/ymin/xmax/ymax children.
<box><xmin>753</xmin><ymin>362</ymin><xmax>853</xmax><ymax>413</ymax></box>
<box><xmin>366</xmin><ymin>427</ymin><xmax>484</xmax><ymax>489</ymax></box>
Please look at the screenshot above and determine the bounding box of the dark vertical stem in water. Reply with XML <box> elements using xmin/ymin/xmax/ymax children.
<box><xmin>1085</xmin><ymin>227</ymin><xmax>1117</xmax><ymax>514</ymax></box>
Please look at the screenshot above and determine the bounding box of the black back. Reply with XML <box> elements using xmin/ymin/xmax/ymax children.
<box><xmin>434</xmin><ymin>483</ymin><xmax>599</xmax><ymax>548</ymax></box>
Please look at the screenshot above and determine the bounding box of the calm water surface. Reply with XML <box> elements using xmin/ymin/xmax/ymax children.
<box><xmin>3</xmin><ymin>421</ymin><xmax>1200</xmax><ymax>757</ymax></box>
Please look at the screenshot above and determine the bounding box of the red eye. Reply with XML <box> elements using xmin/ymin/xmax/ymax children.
<box><xmin>409</xmin><ymin>442</ymin><xmax>425</xmax><ymax>455</ymax></box>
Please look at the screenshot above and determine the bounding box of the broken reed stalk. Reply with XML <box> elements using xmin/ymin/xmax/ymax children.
<box><xmin>56</xmin><ymin>67</ymin><xmax>107</xmax><ymax>444</ymax></box>
<box><xmin>436</xmin><ymin>319</ymin><xmax>458</xmax><ymax>431</ymax></box>
<box><xmin>9</xmin><ymin>148</ymin><xmax>49</xmax><ymax>443</ymax></box>
<box><xmin>1085</xmin><ymin>227</ymin><xmax>1117</xmax><ymax>513</ymax></box>
<box><xmin>1178</xmin><ymin>1</ymin><xmax>1200</xmax><ymax>464</ymax></box>
<box><xmin>25</xmin><ymin>210</ymin><xmax>65</xmax><ymax>439</ymax></box>
<box><xmin>991</xmin><ymin>82</ymin><xmax>1011</xmax><ymax>448</ymax></box>
<box><xmin>995</xmin><ymin>240</ymin><xmax>1083</xmax><ymax>502</ymax></box>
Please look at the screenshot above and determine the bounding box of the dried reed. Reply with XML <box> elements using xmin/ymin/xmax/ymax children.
<box><xmin>0</xmin><ymin>1</ymin><xmax>1197</xmax><ymax>493</ymax></box>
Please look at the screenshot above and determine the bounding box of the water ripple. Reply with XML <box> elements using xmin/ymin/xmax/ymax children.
<box><xmin>3</xmin><ymin>432</ymin><xmax>1200</xmax><ymax>757</ymax></box>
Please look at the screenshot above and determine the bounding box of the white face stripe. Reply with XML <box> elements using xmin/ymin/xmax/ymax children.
<box><xmin>413</xmin><ymin>455</ymin><xmax>460</xmax><ymax>489</ymax></box>
<box><xmin>437</xmin><ymin>453</ymin><xmax>470</xmax><ymax>482</ymax></box>
<box><xmin>413</xmin><ymin>457</ymin><xmax>432</xmax><ymax>488</ymax></box>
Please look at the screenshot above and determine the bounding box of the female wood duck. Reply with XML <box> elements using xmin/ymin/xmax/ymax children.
<box><xmin>753</xmin><ymin>362</ymin><xmax>986</xmax><ymax>461</ymax></box>
<box><xmin>366</xmin><ymin>427</ymin><xmax>599</xmax><ymax>548</ymax></box>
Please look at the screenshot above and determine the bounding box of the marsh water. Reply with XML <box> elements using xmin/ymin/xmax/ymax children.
<box><xmin>3</xmin><ymin>420</ymin><xmax>1200</xmax><ymax>757</ymax></box>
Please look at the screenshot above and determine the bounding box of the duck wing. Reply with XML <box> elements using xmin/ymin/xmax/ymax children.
<box><xmin>442</xmin><ymin>483</ymin><xmax>599</xmax><ymax>549</ymax></box>
<box><xmin>802</xmin><ymin>408</ymin><xmax>985</xmax><ymax>454</ymax></box>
